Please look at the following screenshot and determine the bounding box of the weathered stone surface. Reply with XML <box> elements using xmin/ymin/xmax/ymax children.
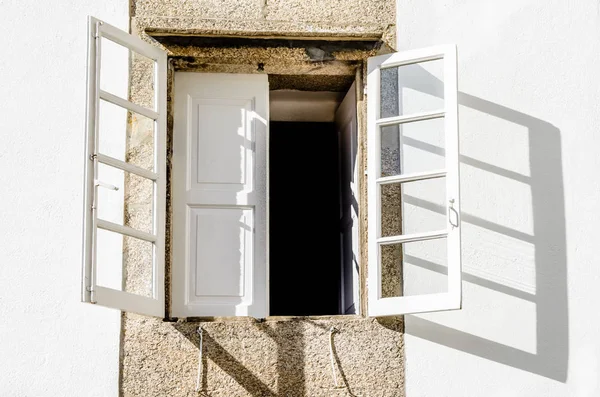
<box><xmin>133</xmin><ymin>0</ymin><xmax>264</xmax><ymax>20</ymax></box>
<box><xmin>121</xmin><ymin>315</ymin><xmax>404</xmax><ymax>397</ymax></box>
<box><xmin>121</xmin><ymin>2</ymin><xmax>404</xmax><ymax>395</ymax></box>
<box><xmin>263</xmin><ymin>0</ymin><xmax>394</xmax><ymax>25</ymax></box>
<box><xmin>132</xmin><ymin>0</ymin><xmax>394</xmax><ymax>27</ymax></box>
<box><xmin>134</xmin><ymin>16</ymin><xmax>394</xmax><ymax>44</ymax></box>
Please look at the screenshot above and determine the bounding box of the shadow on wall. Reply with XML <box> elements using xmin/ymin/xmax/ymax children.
<box><xmin>171</xmin><ymin>318</ymin><xmax>399</xmax><ymax>396</ymax></box>
<box><xmin>173</xmin><ymin>321</ymin><xmax>305</xmax><ymax>397</ymax></box>
<box><xmin>401</xmin><ymin>65</ymin><xmax>568</xmax><ymax>382</ymax></box>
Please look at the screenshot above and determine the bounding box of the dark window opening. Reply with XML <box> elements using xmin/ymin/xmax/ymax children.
<box><xmin>268</xmin><ymin>77</ymin><xmax>359</xmax><ymax>316</ymax></box>
<box><xmin>269</xmin><ymin>122</ymin><xmax>341</xmax><ymax>316</ymax></box>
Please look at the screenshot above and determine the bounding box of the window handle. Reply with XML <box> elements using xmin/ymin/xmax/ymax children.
<box><xmin>95</xmin><ymin>180</ymin><xmax>119</xmax><ymax>191</ymax></box>
<box><xmin>448</xmin><ymin>199</ymin><xmax>459</xmax><ymax>228</ymax></box>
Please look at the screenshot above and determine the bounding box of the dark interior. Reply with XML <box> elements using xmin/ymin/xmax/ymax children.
<box><xmin>269</xmin><ymin>121</ymin><xmax>342</xmax><ymax>316</ymax></box>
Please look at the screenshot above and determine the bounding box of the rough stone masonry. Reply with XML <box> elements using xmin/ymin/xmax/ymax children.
<box><xmin>120</xmin><ymin>1</ymin><xmax>405</xmax><ymax>395</ymax></box>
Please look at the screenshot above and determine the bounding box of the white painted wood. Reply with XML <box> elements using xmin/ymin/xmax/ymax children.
<box><xmin>193</xmin><ymin>98</ymin><xmax>252</xmax><ymax>187</ymax></box>
<box><xmin>82</xmin><ymin>17</ymin><xmax>100</xmax><ymax>303</ymax></box>
<box><xmin>82</xmin><ymin>17</ymin><xmax>167</xmax><ymax>318</ymax></box>
<box><xmin>172</xmin><ymin>72</ymin><xmax>268</xmax><ymax>318</ymax></box>
<box><xmin>93</xmin><ymin>286</ymin><xmax>163</xmax><ymax>317</ymax></box>
<box><xmin>99</xmin><ymin>90</ymin><xmax>159</xmax><ymax>120</ymax></box>
<box><xmin>378</xmin><ymin>45</ymin><xmax>449</xmax><ymax>69</ymax></box>
<box><xmin>377</xmin><ymin>230</ymin><xmax>448</xmax><ymax>245</ymax></box>
<box><xmin>444</xmin><ymin>45</ymin><xmax>462</xmax><ymax>306</ymax></box>
<box><xmin>335</xmin><ymin>82</ymin><xmax>360</xmax><ymax>315</ymax></box>
<box><xmin>377</xmin><ymin>110</ymin><xmax>445</xmax><ymax>127</ymax></box>
<box><xmin>97</xmin><ymin>19</ymin><xmax>166</xmax><ymax>63</ymax></box>
<box><xmin>191</xmin><ymin>207</ymin><xmax>253</xmax><ymax>299</ymax></box>
<box><xmin>367</xmin><ymin>56</ymin><xmax>383</xmax><ymax>314</ymax></box>
<box><xmin>97</xmin><ymin>219</ymin><xmax>157</xmax><ymax>243</ymax></box>
<box><xmin>368</xmin><ymin>292</ymin><xmax>460</xmax><ymax>317</ymax></box>
<box><xmin>376</xmin><ymin>169</ymin><xmax>446</xmax><ymax>185</ymax></box>
<box><xmin>367</xmin><ymin>44</ymin><xmax>461</xmax><ymax>317</ymax></box>
<box><xmin>96</xmin><ymin>153</ymin><xmax>158</xmax><ymax>181</ymax></box>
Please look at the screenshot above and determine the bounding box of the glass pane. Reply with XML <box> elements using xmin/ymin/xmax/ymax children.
<box><xmin>380</xmin><ymin>124</ymin><xmax>401</xmax><ymax>177</ymax></box>
<box><xmin>381</xmin><ymin>238</ymin><xmax>447</xmax><ymax>298</ymax></box>
<box><xmin>379</xmin><ymin>58</ymin><xmax>444</xmax><ymax>118</ymax></box>
<box><xmin>99</xmin><ymin>37</ymin><xmax>155</xmax><ymax>110</ymax></box>
<box><xmin>381</xmin><ymin>178</ymin><xmax>446</xmax><ymax>237</ymax></box>
<box><xmin>96</xmin><ymin>228</ymin><xmax>154</xmax><ymax>298</ymax></box>
<box><xmin>96</xmin><ymin>163</ymin><xmax>154</xmax><ymax>234</ymax></box>
<box><xmin>380</xmin><ymin>117</ymin><xmax>445</xmax><ymax>177</ymax></box>
<box><xmin>98</xmin><ymin>99</ymin><xmax>155</xmax><ymax>171</ymax></box>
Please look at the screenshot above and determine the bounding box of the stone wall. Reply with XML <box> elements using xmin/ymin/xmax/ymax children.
<box><xmin>121</xmin><ymin>1</ymin><xmax>403</xmax><ymax>395</ymax></box>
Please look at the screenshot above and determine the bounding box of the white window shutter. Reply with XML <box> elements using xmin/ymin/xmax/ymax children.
<box><xmin>171</xmin><ymin>73</ymin><xmax>268</xmax><ymax>318</ymax></box>
<box><xmin>367</xmin><ymin>45</ymin><xmax>461</xmax><ymax>316</ymax></box>
<box><xmin>82</xmin><ymin>17</ymin><xmax>167</xmax><ymax>317</ymax></box>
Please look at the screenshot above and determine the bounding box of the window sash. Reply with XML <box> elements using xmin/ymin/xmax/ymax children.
<box><xmin>367</xmin><ymin>44</ymin><xmax>461</xmax><ymax>317</ymax></box>
<box><xmin>82</xmin><ymin>16</ymin><xmax>167</xmax><ymax>317</ymax></box>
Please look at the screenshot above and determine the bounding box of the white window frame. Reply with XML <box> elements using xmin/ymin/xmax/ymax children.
<box><xmin>81</xmin><ymin>17</ymin><xmax>167</xmax><ymax>317</ymax></box>
<box><xmin>367</xmin><ymin>44</ymin><xmax>462</xmax><ymax>317</ymax></box>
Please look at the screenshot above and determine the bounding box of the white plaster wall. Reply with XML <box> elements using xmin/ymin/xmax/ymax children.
<box><xmin>0</xmin><ymin>2</ymin><xmax>128</xmax><ymax>396</ymax></box>
<box><xmin>397</xmin><ymin>0</ymin><xmax>600</xmax><ymax>396</ymax></box>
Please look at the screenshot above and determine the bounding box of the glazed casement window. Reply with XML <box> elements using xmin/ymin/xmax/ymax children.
<box><xmin>81</xmin><ymin>17</ymin><xmax>167</xmax><ymax>316</ymax></box>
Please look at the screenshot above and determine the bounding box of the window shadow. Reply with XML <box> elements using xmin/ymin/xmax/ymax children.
<box><xmin>173</xmin><ymin>321</ymin><xmax>307</xmax><ymax>396</ymax></box>
<box><xmin>395</xmin><ymin>63</ymin><xmax>568</xmax><ymax>382</ymax></box>
<box><xmin>261</xmin><ymin>321</ymin><xmax>306</xmax><ymax>396</ymax></box>
<box><xmin>173</xmin><ymin>322</ymin><xmax>279</xmax><ymax>396</ymax></box>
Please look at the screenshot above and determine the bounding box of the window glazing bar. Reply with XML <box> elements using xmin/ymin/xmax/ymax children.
<box><xmin>99</xmin><ymin>90</ymin><xmax>159</xmax><ymax>120</ymax></box>
<box><xmin>376</xmin><ymin>110</ymin><xmax>445</xmax><ymax>127</ymax></box>
<box><xmin>377</xmin><ymin>230</ymin><xmax>448</xmax><ymax>245</ymax></box>
<box><xmin>376</xmin><ymin>169</ymin><xmax>446</xmax><ymax>185</ymax></box>
<box><xmin>97</xmin><ymin>219</ymin><xmax>157</xmax><ymax>243</ymax></box>
<box><xmin>96</xmin><ymin>153</ymin><xmax>158</xmax><ymax>181</ymax></box>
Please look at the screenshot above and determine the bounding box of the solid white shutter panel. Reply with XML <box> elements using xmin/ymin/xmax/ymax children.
<box><xmin>172</xmin><ymin>73</ymin><xmax>268</xmax><ymax>318</ymax></box>
<box><xmin>367</xmin><ymin>44</ymin><xmax>461</xmax><ymax>316</ymax></box>
<box><xmin>82</xmin><ymin>17</ymin><xmax>167</xmax><ymax>317</ymax></box>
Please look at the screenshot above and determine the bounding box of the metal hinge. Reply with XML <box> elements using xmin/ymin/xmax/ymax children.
<box><xmin>86</xmin><ymin>286</ymin><xmax>97</xmax><ymax>304</ymax></box>
<box><xmin>94</xmin><ymin>21</ymin><xmax>103</xmax><ymax>39</ymax></box>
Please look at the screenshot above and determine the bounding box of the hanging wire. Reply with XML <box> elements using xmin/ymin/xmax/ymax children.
<box><xmin>328</xmin><ymin>326</ymin><xmax>339</xmax><ymax>388</ymax></box>
<box><xmin>195</xmin><ymin>326</ymin><xmax>203</xmax><ymax>393</ymax></box>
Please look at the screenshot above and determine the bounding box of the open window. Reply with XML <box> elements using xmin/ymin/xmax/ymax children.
<box><xmin>367</xmin><ymin>45</ymin><xmax>462</xmax><ymax>316</ymax></box>
<box><xmin>82</xmin><ymin>17</ymin><xmax>460</xmax><ymax>319</ymax></box>
<box><xmin>171</xmin><ymin>73</ymin><xmax>361</xmax><ymax>318</ymax></box>
<box><xmin>268</xmin><ymin>79</ymin><xmax>360</xmax><ymax>316</ymax></box>
<box><xmin>81</xmin><ymin>17</ymin><xmax>167</xmax><ymax>317</ymax></box>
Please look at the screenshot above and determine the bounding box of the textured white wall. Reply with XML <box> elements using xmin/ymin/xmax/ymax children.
<box><xmin>397</xmin><ymin>0</ymin><xmax>600</xmax><ymax>396</ymax></box>
<box><xmin>0</xmin><ymin>2</ymin><xmax>128</xmax><ymax>396</ymax></box>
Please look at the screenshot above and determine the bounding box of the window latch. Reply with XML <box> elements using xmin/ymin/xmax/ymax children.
<box><xmin>448</xmin><ymin>198</ymin><xmax>459</xmax><ymax>228</ymax></box>
<box><xmin>95</xmin><ymin>180</ymin><xmax>119</xmax><ymax>191</ymax></box>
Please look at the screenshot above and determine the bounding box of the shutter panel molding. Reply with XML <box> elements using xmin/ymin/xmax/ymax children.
<box><xmin>81</xmin><ymin>16</ymin><xmax>167</xmax><ymax>317</ymax></box>
<box><xmin>171</xmin><ymin>72</ymin><xmax>268</xmax><ymax>318</ymax></box>
<box><xmin>366</xmin><ymin>44</ymin><xmax>462</xmax><ymax>317</ymax></box>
